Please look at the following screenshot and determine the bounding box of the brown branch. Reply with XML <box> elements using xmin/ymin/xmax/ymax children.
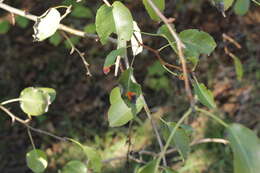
<box><xmin>146</xmin><ymin>0</ymin><xmax>193</xmax><ymax>102</ymax></box>
<box><xmin>222</xmin><ymin>33</ymin><xmax>241</xmax><ymax>49</ymax></box>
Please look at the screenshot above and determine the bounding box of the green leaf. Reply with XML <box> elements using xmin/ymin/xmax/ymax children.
<box><xmin>148</xmin><ymin>61</ymin><xmax>166</xmax><ymax>76</ymax></box>
<box><xmin>234</xmin><ymin>0</ymin><xmax>250</xmax><ymax>15</ymax></box>
<box><xmin>103</xmin><ymin>48</ymin><xmax>126</xmax><ymax>74</ymax></box>
<box><xmin>227</xmin><ymin>123</ymin><xmax>260</xmax><ymax>173</ymax></box>
<box><xmin>179</xmin><ymin>29</ymin><xmax>216</xmax><ymax>59</ymax></box>
<box><xmin>71</xmin><ymin>5</ymin><xmax>93</xmax><ymax>18</ymax></box>
<box><xmin>16</xmin><ymin>16</ymin><xmax>29</xmax><ymax>28</ymax></box>
<box><xmin>64</xmin><ymin>36</ymin><xmax>81</xmax><ymax>49</ymax></box>
<box><xmin>142</xmin><ymin>0</ymin><xmax>165</xmax><ymax>21</ymax></box>
<box><xmin>193</xmin><ymin>79</ymin><xmax>216</xmax><ymax>109</ymax></box>
<box><xmin>108</xmin><ymin>87</ymin><xmax>144</xmax><ymax>127</ymax></box>
<box><xmin>157</xmin><ymin>24</ymin><xmax>177</xmax><ymax>52</ymax></box>
<box><xmin>26</xmin><ymin>149</ymin><xmax>48</xmax><ymax>173</ymax></box>
<box><xmin>49</xmin><ymin>32</ymin><xmax>62</xmax><ymax>46</ymax></box>
<box><xmin>0</xmin><ymin>20</ymin><xmax>10</xmax><ymax>34</ymax></box>
<box><xmin>224</xmin><ymin>0</ymin><xmax>235</xmax><ymax>10</ymax></box>
<box><xmin>38</xmin><ymin>87</ymin><xmax>56</xmax><ymax>103</ymax></box>
<box><xmin>19</xmin><ymin>87</ymin><xmax>53</xmax><ymax>116</ymax></box>
<box><xmin>137</xmin><ymin>160</ymin><xmax>157</xmax><ymax>173</ymax></box>
<box><xmin>62</xmin><ymin>160</ymin><xmax>87</xmax><ymax>173</ymax></box>
<box><xmin>162</xmin><ymin>167</ymin><xmax>179</xmax><ymax>173</ymax></box>
<box><xmin>112</xmin><ymin>1</ymin><xmax>134</xmax><ymax>41</ymax></box>
<box><xmin>83</xmin><ymin>146</ymin><xmax>102</xmax><ymax>172</ymax></box>
<box><xmin>232</xmin><ymin>55</ymin><xmax>243</xmax><ymax>81</ymax></box>
<box><xmin>162</xmin><ymin>122</ymin><xmax>190</xmax><ymax>161</ymax></box>
<box><xmin>95</xmin><ymin>4</ymin><xmax>115</xmax><ymax>44</ymax></box>
<box><xmin>84</xmin><ymin>23</ymin><xmax>96</xmax><ymax>34</ymax></box>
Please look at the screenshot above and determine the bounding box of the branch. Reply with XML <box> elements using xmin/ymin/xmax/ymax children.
<box><xmin>0</xmin><ymin>2</ymin><xmax>117</xmax><ymax>43</ymax></box>
<box><xmin>146</xmin><ymin>0</ymin><xmax>193</xmax><ymax>103</ymax></box>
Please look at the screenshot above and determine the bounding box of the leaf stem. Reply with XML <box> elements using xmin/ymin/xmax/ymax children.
<box><xmin>195</xmin><ymin>107</ymin><xmax>229</xmax><ymax>127</ymax></box>
<box><xmin>0</xmin><ymin>98</ymin><xmax>22</xmax><ymax>105</ymax></box>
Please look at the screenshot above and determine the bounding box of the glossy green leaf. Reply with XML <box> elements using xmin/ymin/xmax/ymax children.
<box><xmin>19</xmin><ymin>87</ymin><xmax>53</xmax><ymax>116</ymax></box>
<box><xmin>224</xmin><ymin>0</ymin><xmax>234</xmax><ymax>10</ymax></box>
<box><xmin>137</xmin><ymin>159</ymin><xmax>157</xmax><ymax>173</ymax></box>
<box><xmin>38</xmin><ymin>87</ymin><xmax>56</xmax><ymax>103</ymax></box>
<box><xmin>16</xmin><ymin>16</ymin><xmax>29</xmax><ymax>28</ymax></box>
<box><xmin>83</xmin><ymin>146</ymin><xmax>102</xmax><ymax>172</ymax></box>
<box><xmin>227</xmin><ymin>123</ymin><xmax>260</xmax><ymax>173</ymax></box>
<box><xmin>84</xmin><ymin>23</ymin><xmax>96</xmax><ymax>34</ymax></box>
<box><xmin>0</xmin><ymin>20</ymin><xmax>10</xmax><ymax>34</ymax></box>
<box><xmin>142</xmin><ymin>0</ymin><xmax>165</xmax><ymax>21</ymax></box>
<box><xmin>49</xmin><ymin>32</ymin><xmax>62</xmax><ymax>46</ymax></box>
<box><xmin>193</xmin><ymin>79</ymin><xmax>216</xmax><ymax>109</ymax></box>
<box><xmin>162</xmin><ymin>122</ymin><xmax>190</xmax><ymax>161</ymax></box>
<box><xmin>108</xmin><ymin>87</ymin><xmax>144</xmax><ymax>127</ymax></box>
<box><xmin>112</xmin><ymin>1</ymin><xmax>134</xmax><ymax>41</ymax></box>
<box><xmin>71</xmin><ymin>5</ymin><xmax>93</xmax><ymax>18</ymax></box>
<box><xmin>234</xmin><ymin>0</ymin><xmax>250</xmax><ymax>15</ymax></box>
<box><xmin>179</xmin><ymin>29</ymin><xmax>216</xmax><ymax>59</ymax></box>
<box><xmin>26</xmin><ymin>149</ymin><xmax>48</xmax><ymax>173</ymax></box>
<box><xmin>95</xmin><ymin>4</ymin><xmax>115</xmax><ymax>44</ymax></box>
<box><xmin>232</xmin><ymin>55</ymin><xmax>243</xmax><ymax>81</ymax></box>
<box><xmin>62</xmin><ymin>160</ymin><xmax>87</xmax><ymax>173</ymax></box>
<box><xmin>103</xmin><ymin>48</ymin><xmax>126</xmax><ymax>74</ymax></box>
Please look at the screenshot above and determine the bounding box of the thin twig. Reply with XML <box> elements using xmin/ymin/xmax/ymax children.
<box><xmin>0</xmin><ymin>105</ymin><xmax>67</xmax><ymax>141</ymax></box>
<box><xmin>60</xmin><ymin>31</ymin><xmax>92</xmax><ymax>76</ymax></box>
<box><xmin>222</xmin><ymin>33</ymin><xmax>241</xmax><ymax>49</ymax></box>
<box><xmin>146</xmin><ymin>0</ymin><xmax>193</xmax><ymax>102</ymax></box>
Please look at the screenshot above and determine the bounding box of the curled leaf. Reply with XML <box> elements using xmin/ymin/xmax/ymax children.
<box><xmin>33</xmin><ymin>8</ymin><xmax>61</xmax><ymax>41</ymax></box>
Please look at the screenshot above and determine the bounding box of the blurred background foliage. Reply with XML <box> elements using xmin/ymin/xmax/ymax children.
<box><xmin>0</xmin><ymin>0</ymin><xmax>259</xmax><ymax>172</ymax></box>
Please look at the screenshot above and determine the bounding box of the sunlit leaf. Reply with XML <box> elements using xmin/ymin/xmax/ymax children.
<box><xmin>38</xmin><ymin>87</ymin><xmax>56</xmax><ymax>103</ymax></box>
<box><xmin>227</xmin><ymin>123</ymin><xmax>260</xmax><ymax>173</ymax></box>
<box><xmin>108</xmin><ymin>87</ymin><xmax>144</xmax><ymax>127</ymax></box>
<box><xmin>234</xmin><ymin>0</ymin><xmax>250</xmax><ymax>15</ymax></box>
<box><xmin>95</xmin><ymin>4</ymin><xmax>115</xmax><ymax>44</ymax></box>
<box><xmin>224</xmin><ymin>0</ymin><xmax>234</xmax><ymax>10</ymax></box>
<box><xmin>193</xmin><ymin>79</ymin><xmax>216</xmax><ymax>109</ymax></box>
<box><xmin>131</xmin><ymin>21</ymin><xmax>143</xmax><ymax>56</ymax></box>
<box><xmin>162</xmin><ymin>167</ymin><xmax>179</xmax><ymax>173</ymax></box>
<box><xmin>33</xmin><ymin>8</ymin><xmax>61</xmax><ymax>41</ymax></box>
<box><xmin>26</xmin><ymin>149</ymin><xmax>48</xmax><ymax>173</ymax></box>
<box><xmin>84</xmin><ymin>23</ymin><xmax>96</xmax><ymax>34</ymax></box>
<box><xmin>112</xmin><ymin>1</ymin><xmax>134</xmax><ymax>42</ymax></box>
<box><xmin>142</xmin><ymin>0</ymin><xmax>165</xmax><ymax>21</ymax></box>
<box><xmin>62</xmin><ymin>160</ymin><xmax>87</xmax><ymax>173</ymax></box>
<box><xmin>19</xmin><ymin>87</ymin><xmax>54</xmax><ymax>116</ymax></box>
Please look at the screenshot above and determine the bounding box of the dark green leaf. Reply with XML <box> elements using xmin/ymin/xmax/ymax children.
<box><xmin>234</xmin><ymin>0</ymin><xmax>250</xmax><ymax>15</ymax></box>
<box><xmin>62</xmin><ymin>160</ymin><xmax>87</xmax><ymax>173</ymax></box>
<box><xmin>137</xmin><ymin>160</ymin><xmax>157</xmax><ymax>173</ymax></box>
<box><xmin>95</xmin><ymin>4</ymin><xmax>115</xmax><ymax>44</ymax></box>
<box><xmin>71</xmin><ymin>5</ymin><xmax>93</xmax><ymax>18</ymax></box>
<box><xmin>0</xmin><ymin>20</ymin><xmax>10</xmax><ymax>34</ymax></box>
<box><xmin>227</xmin><ymin>123</ymin><xmax>260</xmax><ymax>173</ymax></box>
<box><xmin>162</xmin><ymin>122</ymin><xmax>190</xmax><ymax>161</ymax></box>
<box><xmin>103</xmin><ymin>48</ymin><xmax>126</xmax><ymax>74</ymax></box>
<box><xmin>16</xmin><ymin>16</ymin><xmax>29</xmax><ymax>28</ymax></box>
<box><xmin>84</xmin><ymin>23</ymin><xmax>96</xmax><ymax>34</ymax></box>
<box><xmin>193</xmin><ymin>79</ymin><xmax>216</xmax><ymax>109</ymax></box>
<box><xmin>179</xmin><ymin>29</ymin><xmax>216</xmax><ymax>59</ymax></box>
<box><xmin>112</xmin><ymin>1</ymin><xmax>134</xmax><ymax>41</ymax></box>
<box><xmin>26</xmin><ymin>149</ymin><xmax>47</xmax><ymax>173</ymax></box>
<box><xmin>49</xmin><ymin>32</ymin><xmax>62</xmax><ymax>46</ymax></box>
<box><xmin>19</xmin><ymin>87</ymin><xmax>53</xmax><ymax>116</ymax></box>
<box><xmin>142</xmin><ymin>0</ymin><xmax>165</xmax><ymax>21</ymax></box>
<box><xmin>64</xmin><ymin>36</ymin><xmax>81</xmax><ymax>49</ymax></box>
